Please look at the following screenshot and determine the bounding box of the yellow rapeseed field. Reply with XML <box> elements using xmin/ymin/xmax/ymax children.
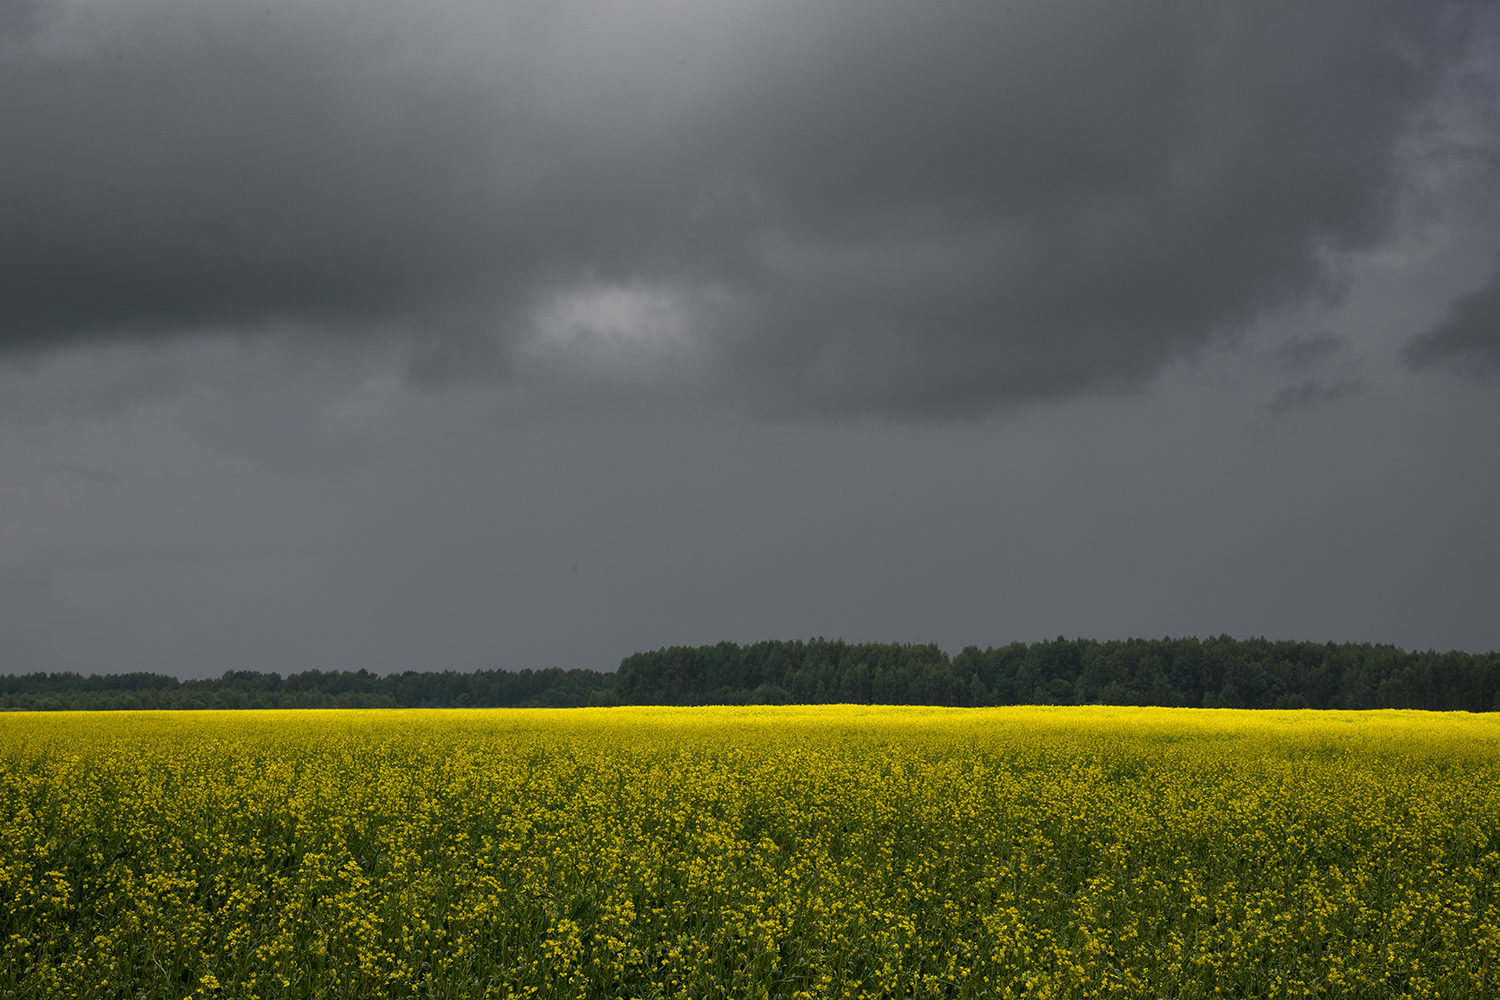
<box><xmin>2</xmin><ymin>706</ymin><xmax>1498</xmax><ymax>999</ymax></box>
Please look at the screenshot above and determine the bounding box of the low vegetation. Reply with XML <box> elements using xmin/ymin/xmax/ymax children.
<box><xmin>4</xmin><ymin>706</ymin><xmax>1498</xmax><ymax>998</ymax></box>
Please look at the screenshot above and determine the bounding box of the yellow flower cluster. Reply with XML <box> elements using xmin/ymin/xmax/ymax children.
<box><xmin>2</xmin><ymin>706</ymin><xmax>1497</xmax><ymax>999</ymax></box>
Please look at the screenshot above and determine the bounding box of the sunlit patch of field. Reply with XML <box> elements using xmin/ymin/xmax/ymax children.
<box><xmin>2</xmin><ymin>706</ymin><xmax>1498</xmax><ymax>999</ymax></box>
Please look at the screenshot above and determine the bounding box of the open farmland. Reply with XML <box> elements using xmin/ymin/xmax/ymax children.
<box><xmin>3</xmin><ymin>707</ymin><xmax>1498</xmax><ymax>999</ymax></box>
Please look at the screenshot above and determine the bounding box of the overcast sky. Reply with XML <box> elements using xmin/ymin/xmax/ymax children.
<box><xmin>2</xmin><ymin>0</ymin><xmax>1498</xmax><ymax>678</ymax></box>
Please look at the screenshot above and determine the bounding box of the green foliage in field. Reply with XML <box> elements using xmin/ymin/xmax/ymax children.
<box><xmin>3</xmin><ymin>707</ymin><xmax>1499</xmax><ymax>998</ymax></box>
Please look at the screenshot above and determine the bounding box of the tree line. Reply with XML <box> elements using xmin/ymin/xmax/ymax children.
<box><xmin>3</xmin><ymin>635</ymin><xmax>1497</xmax><ymax>712</ymax></box>
<box><xmin>0</xmin><ymin>667</ymin><xmax>616</xmax><ymax>712</ymax></box>
<box><xmin>615</xmin><ymin>636</ymin><xmax>1500</xmax><ymax>712</ymax></box>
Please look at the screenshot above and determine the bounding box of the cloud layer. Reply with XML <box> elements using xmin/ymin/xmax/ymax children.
<box><xmin>1404</xmin><ymin>258</ymin><xmax>1500</xmax><ymax>376</ymax></box>
<box><xmin>1</xmin><ymin>0</ymin><xmax>1490</xmax><ymax>414</ymax></box>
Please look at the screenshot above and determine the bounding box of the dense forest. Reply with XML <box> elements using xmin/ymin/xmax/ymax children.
<box><xmin>3</xmin><ymin>635</ymin><xmax>1497</xmax><ymax>712</ymax></box>
<box><xmin>616</xmin><ymin>637</ymin><xmax>1500</xmax><ymax>712</ymax></box>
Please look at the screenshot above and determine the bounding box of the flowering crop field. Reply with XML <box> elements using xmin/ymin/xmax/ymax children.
<box><xmin>3</xmin><ymin>707</ymin><xmax>1498</xmax><ymax>1000</ymax></box>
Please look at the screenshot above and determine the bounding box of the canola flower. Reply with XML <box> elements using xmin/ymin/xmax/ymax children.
<box><xmin>1</xmin><ymin>706</ymin><xmax>1498</xmax><ymax>999</ymax></box>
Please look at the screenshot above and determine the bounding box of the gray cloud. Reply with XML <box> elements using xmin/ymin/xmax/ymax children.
<box><xmin>1266</xmin><ymin>378</ymin><xmax>1362</xmax><ymax>413</ymax></box>
<box><xmin>0</xmin><ymin>563</ymin><xmax>53</xmax><ymax>608</ymax></box>
<box><xmin>0</xmin><ymin>0</ymin><xmax>1489</xmax><ymax>415</ymax></box>
<box><xmin>1402</xmin><ymin>258</ymin><xmax>1500</xmax><ymax>376</ymax></box>
<box><xmin>1269</xmin><ymin>333</ymin><xmax>1344</xmax><ymax>373</ymax></box>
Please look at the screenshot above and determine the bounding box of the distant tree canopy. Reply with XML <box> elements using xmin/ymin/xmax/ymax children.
<box><xmin>0</xmin><ymin>667</ymin><xmax>615</xmax><ymax>712</ymax></box>
<box><xmin>615</xmin><ymin>636</ymin><xmax>1500</xmax><ymax>712</ymax></box>
<box><xmin>3</xmin><ymin>636</ymin><xmax>1497</xmax><ymax>712</ymax></box>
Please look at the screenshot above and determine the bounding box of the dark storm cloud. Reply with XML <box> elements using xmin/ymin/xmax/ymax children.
<box><xmin>0</xmin><ymin>0</ymin><xmax>1484</xmax><ymax>414</ymax></box>
<box><xmin>1265</xmin><ymin>379</ymin><xmax>1362</xmax><ymax>414</ymax></box>
<box><xmin>1402</xmin><ymin>259</ymin><xmax>1500</xmax><ymax>377</ymax></box>
<box><xmin>1269</xmin><ymin>333</ymin><xmax>1344</xmax><ymax>374</ymax></box>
